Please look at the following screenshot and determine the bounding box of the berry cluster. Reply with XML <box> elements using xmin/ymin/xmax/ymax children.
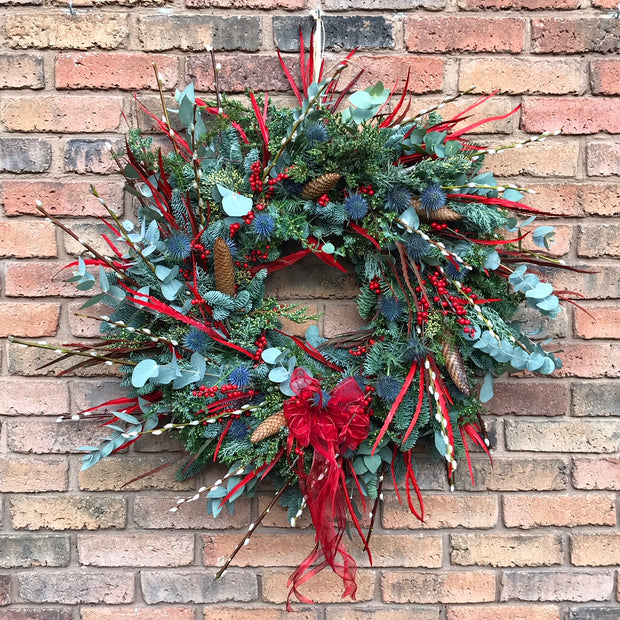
<box><xmin>317</xmin><ymin>193</ymin><xmax>330</xmax><ymax>207</ymax></box>
<box><xmin>358</xmin><ymin>184</ymin><xmax>375</xmax><ymax>197</ymax></box>
<box><xmin>229</xmin><ymin>222</ymin><xmax>241</xmax><ymax>237</ymax></box>
<box><xmin>191</xmin><ymin>241</ymin><xmax>210</xmax><ymax>260</ymax></box>
<box><xmin>369</xmin><ymin>277</ymin><xmax>382</xmax><ymax>295</ymax></box>
<box><xmin>253</xmin><ymin>334</ymin><xmax>269</xmax><ymax>361</ymax></box>
<box><xmin>348</xmin><ymin>338</ymin><xmax>376</xmax><ymax>357</ymax></box>
<box><xmin>430</xmin><ymin>222</ymin><xmax>449</xmax><ymax>231</ymax></box>
<box><xmin>249</xmin><ymin>161</ymin><xmax>263</xmax><ymax>193</ymax></box>
<box><xmin>193</xmin><ymin>384</ymin><xmax>219</xmax><ymax>398</ymax></box>
<box><xmin>234</xmin><ymin>246</ymin><xmax>271</xmax><ymax>269</ymax></box>
<box><xmin>265</xmin><ymin>170</ymin><xmax>290</xmax><ymax>200</ymax></box>
<box><xmin>242</xmin><ymin>210</ymin><xmax>256</xmax><ymax>226</ymax></box>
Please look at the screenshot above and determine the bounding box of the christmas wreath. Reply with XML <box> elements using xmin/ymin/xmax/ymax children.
<box><xmin>12</xmin><ymin>39</ymin><xmax>568</xmax><ymax>608</ymax></box>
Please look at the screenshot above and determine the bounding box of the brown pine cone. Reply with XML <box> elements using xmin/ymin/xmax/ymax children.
<box><xmin>301</xmin><ymin>173</ymin><xmax>342</xmax><ymax>199</ymax></box>
<box><xmin>213</xmin><ymin>237</ymin><xmax>236</xmax><ymax>297</ymax></box>
<box><xmin>249</xmin><ymin>410</ymin><xmax>286</xmax><ymax>443</ymax></box>
<box><xmin>442</xmin><ymin>339</ymin><xmax>471</xmax><ymax>395</ymax></box>
<box><xmin>415</xmin><ymin>203</ymin><xmax>462</xmax><ymax>222</ymax></box>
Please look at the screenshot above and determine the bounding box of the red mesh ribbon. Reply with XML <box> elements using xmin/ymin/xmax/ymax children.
<box><xmin>284</xmin><ymin>368</ymin><xmax>370</xmax><ymax>609</ymax></box>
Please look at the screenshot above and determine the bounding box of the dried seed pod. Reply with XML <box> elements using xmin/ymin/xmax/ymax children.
<box><xmin>213</xmin><ymin>237</ymin><xmax>236</xmax><ymax>297</ymax></box>
<box><xmin>301</xmin><ymin>173</ymin><xmax>342</xmax><ymax>199</ymax></box>
<box><xmin>442</xmin><ymin>339</ymin><xmax>471</xmax><ymax>395</ymax></box>
<box><xmin>415</xmin><ymin>204</ymin><xmax>462</xmax><ymax>222</ymax></box>
<box><xmin>250</xmin><ymin>410</ymin><xmax>286</xmax><ymax>443</ymax></box>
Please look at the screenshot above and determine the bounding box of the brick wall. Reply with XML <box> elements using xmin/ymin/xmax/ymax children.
<box><xmin>0</xmin><ymin>0</ymin><xmax>618</xmax><ymax>618</ymax></box>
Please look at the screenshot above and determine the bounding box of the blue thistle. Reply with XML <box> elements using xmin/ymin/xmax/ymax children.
<box><xmin>165</xmin><ymin>231</ymin><xmax>192</xmax><ymax>260</ymax></box>
<box><xmin>344</xmin><ymin>192</ymin><xmax>369</xmax><ymax>221</ymax></box>
<box><xmin>183</xmin><ymin>327</ymin><xmax>210</xmax><ymax>353</ymax></box>
<box><xmin>229</xmin><ymin>419</ymin><xmax>250</xmax><ymax>440</ymax></box>
<box><xmin>380</xmin><ymin>296</ymin><xmax>403</xmax><ymax>321</ymax></box>
<box><xmin>420</xmin><ymin>183</ymin><xmax>447</xmax><ymax>212</ymax></box>
<box><xmin>386</xmin><ymin>186</ymin><xmax>413</xmax><ymax>213</ymax></box>
<box><xmin>252</xmin><ymin>213</ymin><xmax>275</xmax><ymax>239</ymax></box>
<box><xmin>376</xmin><ymin>376</ymin><xmax>401</xmax><ymax>403</ymax></box>
<box><xmin>311</xmin><ymin>390</ymin><xmax>331</xmax><ymax>409</ymax></box>
<box><xmin>229</xmin><ymin>366</ymin><xmax>251</xmax><ymax>389</ymax></box>
<box><xmin>405</xmin><ymin>336</ymin><xmax>427</xmax><ymax>362</ymax></box>
<box><xmin>445</xmin><ymin>262</ymin><xmax>465</xmax><ymax>281</ymax></box>
<box><xmin>407</xmin><ymin>234</ymin><xmax>431</xmax><ymax>261</ymax></box>
<box><xmin>304</xmin><ymin>122</ymin><xmax>329</xmax><ymax>147</ymax></box>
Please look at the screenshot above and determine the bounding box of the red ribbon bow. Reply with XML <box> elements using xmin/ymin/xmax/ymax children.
<box><xmin>284</xmin><ymin>368</ymin><xmax>370</xmax><ymax>608</ymax></box>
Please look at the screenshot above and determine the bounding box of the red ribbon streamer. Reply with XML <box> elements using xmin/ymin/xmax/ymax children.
<box><xmin>283</xmin><ymin>369</ymin><xmax>370</xmax><ymax>609</ymax></box>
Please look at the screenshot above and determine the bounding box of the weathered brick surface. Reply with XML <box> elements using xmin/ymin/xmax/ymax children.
<box><xmin>56</xmin><ymin>52</ymin><xmax>177</xmax><ymax>90</ymax></box>
<box><xmin>0</xmin><ymin>535</ymin><xmax>70</xmax><ymax>568</ymax></box>
<box><xmin>446</xmin><ymin>605</ymin><xmax>561</xmax><ymax>620</ymax></box>
<box><xmin>5</xmin><ymin>261</ymin><xmax>92</xmax><ymax>298</ymax></box>
<box><xmin>17</xmin><ymin>571</ymin><xmax>134</xmax><ymax>604</ymax></box>
<box><xmin>451</xmin><ymin>533</ymin><xmax>563</xmax><ymax>567</ymax></box>
<box><xmin>506</xmin><ymin>419</ymin><xmax>620</xmax><ymax>453</ymax></box>
<box><xmin>140</xmin><ymin>570</ymin><xmax>258</xmax><ymax>603</ymax></box>
<box><xmin>323</xmin><ymin>302</ymin><xmax>367</xmax><ymax>338</ymax></box>
<box><xmin>382</xmin><ymin>494</ymin><xmax>498</xmax><ymax>529</ymax></box>
<box><xmin>382</xmin><ymin>570</ymin><xmax>496</xmax><ymax>604</ymax></box>
<box><xmin>587</xmin><ymin>142</ymin><xmax>620</xmax><ymax>176</ymax></box>
<box><xmin>5</xmin><ymin>14</ymin><xmax>128</xmax><ymax>49</ymax></box>
<box><xmin>574</xmin><ymin>306</ymin><xmax>620</xmax><ymax>340</ymax></box>
<box><xmin>522</xmin><ymin>98</ymin><xmax>620</xmax><ymax>134</ymax></box>
<box><xmin>0</xmin><ymin>456</ymin><xmax>68</xmax><ymax>492</ymax></box>
<box><xmin>203</xmin><ymin>607</ymin><xmax>318</xmax><ymax>620</ymax></box>
<box><xmin>572</xmin><ymin>457</ymin><xmax>620</xmax><ymax>490</ymax></box>
<box><xmin>571</xmin><ymin>534</ymin><xmax>620</xmax><ymax>567</ymax></box>
<box><xmin>486</xmin><ymin>141</ymin><xmax>580</xmax><ymax>178</ymax></box>
<box><xmin>1</xmin><ymin>179</ymin><xmax>124</xmax><ymax>217</ymax></box>
<box><xmin>0</xmin><ymin>95</ymin><xmax>122</xmax><ymax>132</ymax></box>
<box><xmin>580</xmin><ymin>182</ymin><xmax>620</xmax><ymax>215</ymax></box>
<box><xmin>81</xmin><ymin>609</ymin><xmax>195</xmax><ymax>620</ymax></box>
<box><xmin>262</xmin><ymin>569</ymin><xmax>375</xmax><ymax>604</ymax></box>
<box><xmin>78</xmin><ymin>533</ymin><xmax>195</xmax><ymax>566</ymax></box>
<box><xmin>7</xmin><ymin>419</ymin><xmax>106</xmax><ymax>453</ymax></box>
<box><xmin>0</xmin><ymin>220</ymin><xmax>56</xmax><ymax>258</ymax></box>
<box><xmin>63</xmin><ymin>139</ymin><xmax>118</xmax><ymax>174</ymax></box>
<box><xmin>503</xmin><ymin>494</ymin><xmax>616</xmax><ymax>529</ymax></box>
<box><xmin>487</xmin><ymin>381</ymin><xmax>569</xmax><ymax>416</ymax></box>
<box><xmin>10</xmin><ymin>496</ymin><xmax>127</xmax><ymax>530</ymax></box>
<box><xmin>501</xmin><ymin>571</ymin><xmax>614</xmax><ymax>602</ymax></box>
<box><xmin>591</xmin><ymin>59</ymin><xmax>620</xmax><ymax>95</ymax></box>
<box><xmin>0</xmin><ymin>137</ymin><xmax>51</xmax><ymax>172</ymax></box>
<box><xmin>578</xmin><ymin>224</ymin><xmax>620</xmax><ymax>258</ymax></box>
<box><xmin>0</xmin><ymin>53</ymin><xmax>44</xmax><ymax>88</ymax></box>
<box><xmin>572</xmin><ymin>381</ymin><xmax>620</xmax><ymax>416</ymax></box>
<box><xmin>531</xmin><ymin>18</ymin><xmax>620</xmax><ymax>54</ymax></box>
<box><xmin>0</xmin><ymin>302</ymin><xmax>59</xmax><ymax>336</ymax></box>
<box><xmin>325</xmin><ymin>610</ymin><xmax>440</xmax><ymax>620</ymax></box>
<box><xmin>459</xmin><ymin>58</ymin><xmax>581</xmax><ymax>95</ymax></box>
<box><xmin>0</xmin><ymin>609</ymin><xmax>72</xmax><ymax>620</ymax></box>
<box><xmin>0</xmin><ymin>575</ymin><xmax>10</xmax><ymax>605</ymax></box>
<box><xmin>568</xmin><ymin>607</ymin><xmax>620</xmax><ymax>620</ymax></box>
<box><xmin>554</xmin><ymin>342</ymin><xmax>620</xmax><ymax>377</ymax></box>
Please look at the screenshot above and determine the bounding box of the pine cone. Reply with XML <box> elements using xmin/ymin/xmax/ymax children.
<box><xmin>301</xmin><ymin>173</ymin><xmax>342</xmax><ymax>199</ymax></box>
<box><xmin>213</xmin><ymin>237</ymin><xmax>236</xmax><ymax>297</ymax></box>
<box><xmin>442</xmin><ymin>339</ymin><xmax>471</xmax><ymax>395</ymax></box>
<box><xmin>250</xmin><ymin>410</ymin><xmax>286</xmax><ymax>443</ymax></box>
<box><xmin>415</xmin><ymin>203</ymin><xmax>462</xmax><ymax>222</ymax></box>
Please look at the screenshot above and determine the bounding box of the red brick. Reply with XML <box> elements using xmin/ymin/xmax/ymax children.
<box><xmin>79</xmin><ymin>455</ymin><xmax>193</xmax><ymax>491</ymax></box>
<box><xmin>67</xmin><ymin>301</ymin><xmax>112</xmax><ymax>337</ymax></box>
<box><xmin>5</xmin><ymin>13</ymin><xmax>128</xmax><ymax>49</ymax></box>
<box><xmin>592</xmin><ymin>0</ymin><xmax>619</xmax><ymax>6</ymax></box>
<box><xmin>571</xmin><ymin>534</ymin><xmax>620</xmax><ymax>567</ymax></box>
<box><xmin>78</xmin><ymin>533</ymin><xmax>194</xmax><ymax>567</ymax></box>
<box><xmin>187</xmin><ymin>0</ymin><xmax>306</xmax><ymax>6</ymax></box>
<box><xmin>554</xmin><ymin>342</ymin><xmax>620</xmax><ymax>378</ymax></box>
<box><xmin>63</xmin><ymin>221</ymin><xmax>116</xmax><ymax>256</ymax></box>
<box><xmin>5</xmin><ymin>261</ymin><xmax>91</xmax><ymax>297</ymax></box>
<box><xmin>446</xmin><ymin>604</ymin><xmax>560</xmax><ymax>620</ymax></box>
<box><xmin>277</xmin><ymin>303</ymin><xmax>319</xmax><ymax>338</ymax></box>
<box><xmin>587</xmin><ymin>142</ymin><xmax>620</xmax><ymax>177</ymax></box>
<box><xmin>0</xmin><ymin>377</ymin><xmax>68</xmax><ymax>416</ymax></box>
<box><xmin>0</xmin><ymin>608</ymin><xmax>72</xmax><ymax>620</ymax></box>
<box><xmin>532</xmin><ymin>18</ymin><xmax>620</xmax><ymax>54</ymax></box>
<box><xmin>64</xmin><ymin>138</ymin><xmax>119</xmax><ymax>174</ymax></box>
<box><xmin>134</xmin><ymin>494</ymin><xmax>251</xmax><ymax>529</ymax></box>
<box><xmin>206</xmin><ymin>609</ymin><xmax>317</xmax><ymax>620</ymax></box>
<box><xmin>505</xmin><ymin>419</ymin><xmax>620</xmax><ymax>453</ymax></box>
<box><xmin>523</xmin><ymin>98</ymin><xmax>620</xmax><ymax>135</ymax></box>
<box><xmin>0</xmin><ymin>456</ymin><xmax>68</xmax><ymax>492</ymax></box>
<box><xmin>16</xmin><ymin>571</ymin><xmax>134</xmax><ymax>604</ymax></box>
<box><xmin>572</xmin><ymin>381</ymin><xmax>620</xmax><ymax>417</ymax></box>
<box><xmin>460</xmin><ymin>0</ymin><xmax>576</xmax><ymax>6</ymax></box>
<box><xmin>574</xmin><ymin>305</ymin><xmax>620</xmax><ymax>339</ymax></box>
<box><xmin>81</xmin><ymin>609</ymin><xmax>195</xmax><ymax>620</ymax></box>
<box><xmin>56</xmin><ymin>52</ymin><xmax>177</xmax><ymax>90</ymax></box>
<box><xmin>581</xmin><ymin>183</ymin><xmax>620</xmax><ymax>215</ymax></box>
<box><xmin>0</xmin><ymin>534</ymin><xmax>70</xmax><ymax>568</ymax></box>
<box><xmin>501</xmin><ymin>570</ymin><xmax>614</xmax><ymax>602</ymax></box>
<box><xmin>454</xmin><ymin>457</ymin><xmax>568</xmax><ymax>492</ymax></box>
<box><xmin>261</xmin><ymin>569</ymin><xmax>375</xmax><ymax>604</ymax></box>
<box><xmin>578</xmin><ymin>223</ymin><xmax>620</xmax><ymax>258</ymax></box>
<box><xmin>488</xmin><ymin>381</ymin><xmax>569</xmax><ymax>416</ymax></box>
<box><xmin>521</xmin><ymin>224</ymin><xmax>571</xmax><ymax>257</ymax></box>
<box><xmin>459</xmin><ymin>58</ymin><xmax>581</xmax><ymax>95</ymax></box>
<box><xmin>591</xmin><ymin>59</ymin><xmax>620</xmax><ymax>95</ymax></box>
<box><xmin>258</xmin><ymin>495</ymin><xmax>312</xmax><ymax>528</ymax></box>
<box><xmin>540</xmin><ymin>264</ymin><xmax>620</xmax><ymax>300</ymax></box>
<box><xmin>0</xmin><ymin>53</ymin><xmax>44</xmax><ymax>88</ymax></box>
<box><xmin>0</xmin><ymin>220</ymin><xmax>56</xmax><ymax>257</ymax></box>
<box><xmin>323</xmin><ymin>302</ymin><xmax>366</xmax><ymax>337</ymax></box>
<box><xmin>503</xmin><ymin>493</ymin><xmax>616</xmax><ymax>529</ymax></box>
<box><xmin>405</xmin><ymin>16</ymin><xmax>525</xmax><ymax>53</ymax></box>
<box><xmin>439</xmin><ymin>96</ymin><xmax>519</xmax><ymax>135</ymax></box>
<box><xmin>1</xmin><ymin>179</ymin><xmax>124</xmax><ymax>217</ymax></box>
<box><xmin>520</xmin><ymin>183</ymin><xmax>583</xmax><ymax>217</ymax></box>
<box><xmin>382</xmin><ymin>494</ymin><xmax>498</xmax><ymax>529</ymax></box>
<box><xmin>7</xmin><ymin>419</ymin><xmax>107</xmax><ymax>454</ymax></box>
<box><xmin>451</xmin><ymin>533</ymin><xmax>563</xmax><ymax>567</ymax></box>
<box><xmin>1</xmin><ymin>95</ymin><xmax>122</xmax><ymax>132</ymax></box>
<box><xmin>10</xmin><ymin>496</ymin><xmax>126</xmax><ymax>530</ymax></box>
<box><xmin>485</xmin><ymin>141</ymin><xmax>580</xmax><ymax>178</ymax></box>
<box><xmin>325</xmin><ymin>610</ymin><xmax>439</xmax><ymax>620</ymax></box>
<box><xmin>382</xmin><ymin>570</ymin><xmax>496</xmax><ymax>604</ymax></box>
<box><xmin>0</xmin><ymin>302</ymin><xmax>60</xmax><ymax>337</ymax></box>
<box><xmin>573</xmin><ymin>457</ymin><xmax>620</xmax><ymax>490</ymax></box>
